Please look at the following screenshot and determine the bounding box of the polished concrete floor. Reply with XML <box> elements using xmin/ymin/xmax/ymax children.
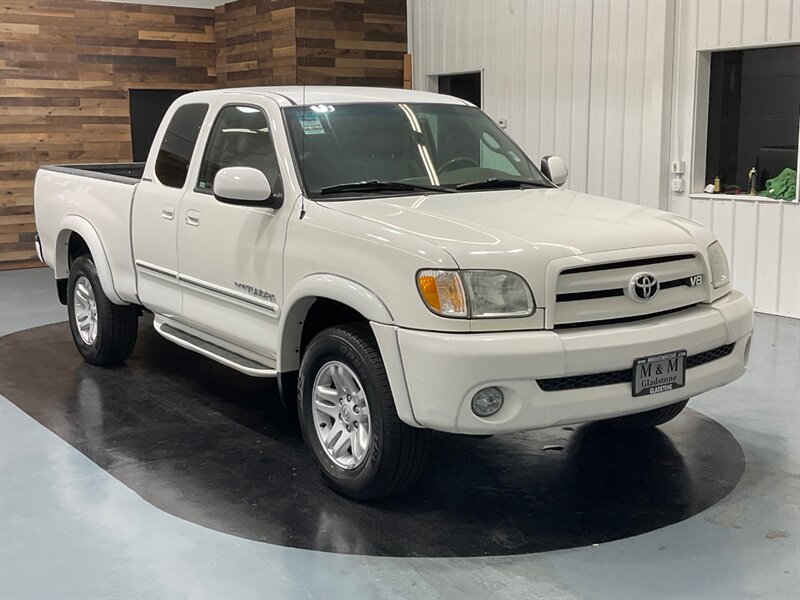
<box><xmin>1</xmin><ymin>267</ymin><xmax>799</xmax><ymax>599</ymax></box>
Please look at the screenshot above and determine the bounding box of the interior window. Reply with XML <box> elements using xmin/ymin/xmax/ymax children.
<box><xmin>197</xmin><ymin>105</ymin><xmax>281</xmax><ymax>194</ymax></box>
<box><xmin>154</xmin><ymin>103</ymin><xmax>208</xmax><ymax>189</ymax></box>
<box><xmin>705</xmin><ymin>45</ymin><xmax>799</xmax><ymax>200</ymax></box>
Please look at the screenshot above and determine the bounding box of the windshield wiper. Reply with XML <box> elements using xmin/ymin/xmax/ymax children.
<box><xmin>320</xmin><ymin>180</ymin><xmax>454</xmax><ymax>195</ymax></box>
<box><xmin>455</xmin><ymin>178</ymin><xmax>550</xmax><ymax>191</ymax></box>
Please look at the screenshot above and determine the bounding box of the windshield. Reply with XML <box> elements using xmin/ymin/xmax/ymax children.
<box><xmin>283</xmin><ymin>103</ymin><xmax>551</xmax><ymax>198</ymax></box>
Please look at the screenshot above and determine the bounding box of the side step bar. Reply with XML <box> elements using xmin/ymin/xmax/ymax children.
<box><xmin>154</xmin><ymin>320</ymin><xmax>277</xmax><ymax>378</ymax></box>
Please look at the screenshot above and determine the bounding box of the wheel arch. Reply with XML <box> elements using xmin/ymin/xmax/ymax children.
<box><xmin>54</xmin><ymin>215</ymin><xmax>125</xmax><ymax>304</ymax></box>
<box><xmin>278</xmin><ymin>274</ymin><xmax>393</xmax><ymax>373</ymax></box>
<box><xmin>278</xmin><ymin>275</ymin><xmax>419</xmax><ymax>428</ymax></box>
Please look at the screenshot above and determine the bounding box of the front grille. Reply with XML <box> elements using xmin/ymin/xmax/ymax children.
<box><xmin>537</xmin><ymin>343</ymin><xmax>735</xmax><ymax>392</ymax></box>
<box><xmin>561</xmin><ymin>253</ymin><xmax>697</xmax><ymax>274</ymax></box>
<box><xmin>552</xmin><ymin>253</ymin><xmax>707</xmax><ymax>328</ymax></box>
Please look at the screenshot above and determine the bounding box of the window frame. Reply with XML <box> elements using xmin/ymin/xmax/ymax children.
<box><xmin>193</xmin><ymin>102</ymin><xmax>280</xmax><ymax>198</ymax></box>
<box><xmin>690</xmin><ymin>42</ymin><xmax>800</xmax><ymax>203</ymax></box>
<box><xmin>153</xmin><ymin>102</ymin><xmax>209</xmax><ymax>190</ymax></box>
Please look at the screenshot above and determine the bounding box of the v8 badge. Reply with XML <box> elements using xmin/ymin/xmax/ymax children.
<box><xmin>688</xmin><ymin>274</ymin><xmax>703</xmax><ymax>287</ymax></box>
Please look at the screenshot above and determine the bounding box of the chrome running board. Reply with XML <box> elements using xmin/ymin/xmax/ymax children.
<box><xmin>154</xmin><ymin>319</ymin><xmax>277</xmax><ymax>378</ymax></box>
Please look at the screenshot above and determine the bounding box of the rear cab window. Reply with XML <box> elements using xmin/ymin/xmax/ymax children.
<box><xmin>154</xmin><ymin>103</ymin><xmax>209</xmax><ymax>188</ymax></box>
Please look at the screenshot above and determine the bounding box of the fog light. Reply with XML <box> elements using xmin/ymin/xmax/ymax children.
<box><xmin>471</xmin><ymin>387</ymin><xmax>504</xmax><ymax>417</ymax></box>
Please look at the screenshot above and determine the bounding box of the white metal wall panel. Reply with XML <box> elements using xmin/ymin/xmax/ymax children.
<box><xmin>411</xmin><ymin>0</ymin><xmax>597</xmax><ymax>201</ymax></box>
<box><xmin>779</xmin><ymin>206</ymin><xmax>800</xmax><ymax>315</ymax></box>
<box><xmin>410</xmin><ymin>0</ymin><xmax>674</xmax><ymax>207</ymax></box>
<box><xmin>733</xmin><ymin>202</ymin><xmax>760</xmax><ymax>304</ymax></box>
<box><xmin>755</xmin><ymin>203</ymin><xmax>783</xmax><ymax>310</ymax></box>
<box><xmin>668</xmin><ymin>0</ymin><xmax>800</xmax><ymax>317</ymax></box>
<box><xmin>711</xmin><ymin>200</ymin><xmax>735</xmax><ymax>263</ymax></box>
<box><xmin>586</xmin><ymin>0</ymin><xmax>675</xmax><ymax>208</ymax></box>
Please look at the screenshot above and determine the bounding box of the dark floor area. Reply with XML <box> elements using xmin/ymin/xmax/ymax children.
<box><xmin>0</xmin><ymin>319</ymin><xmax>745</xmax><ymax>557</ymax></box>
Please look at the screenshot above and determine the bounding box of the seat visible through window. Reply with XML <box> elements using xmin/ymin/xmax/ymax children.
<box><xmin>197</xmin><ymin>105</ymin><xmax>282</xmax><ymax>194</ymax></box>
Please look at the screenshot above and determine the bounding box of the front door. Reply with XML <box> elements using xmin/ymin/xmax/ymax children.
<box><xmin>176</xmin><ymin>98</ymin><xmax>288</xmax><ymax>361</ymax></box>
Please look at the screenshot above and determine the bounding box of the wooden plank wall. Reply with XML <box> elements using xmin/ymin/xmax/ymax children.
<box><xmin>216</xmin><ymin>0</ymin><xmax>407</xmax><ymax>88</ymax></box>
<box><xmin>215</xmin><ymin>0</ymin><xmax>297</xmax><ymax>86</ymax></box>
<box><xmin>0</xmin><ymin>0</ymin><xmax>407</xmax><ymax>270</ymax></box>
<box><xmin>0</xmin><ymin>0</ymin><xmax>216</xmax><ymax>270</ymax></box>
<box><xmin>296</xmin><ymin>0</ymin><xmax>406</xmax><ymax>87</ymax></box>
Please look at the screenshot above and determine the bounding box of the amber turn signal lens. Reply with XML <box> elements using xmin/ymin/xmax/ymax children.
<box><xmin>417</xmin><ymin>274</ymin><xmax>441</xmax><ymax>311</ymax></box>
<box><xmin>416</xmin><ymin>270</ymin><xmax>468</xmax><ymax>317</ymax></box>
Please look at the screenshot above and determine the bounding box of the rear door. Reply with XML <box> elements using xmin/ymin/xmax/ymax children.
<box><xmin>132</xmin><ymin>102</ymin><xmax>209</xmax><ymax>316</ymax></box>
<box><xmin>176</xmin><ymin>95</ymin><xmax>289</xmax><ymax>361</ymax></box>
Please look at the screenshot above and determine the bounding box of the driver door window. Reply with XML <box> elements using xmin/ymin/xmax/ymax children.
<box><xmin>197</xmin><ymin>105</ymin><xmax>281</xmax><ymax>194</ymax></box>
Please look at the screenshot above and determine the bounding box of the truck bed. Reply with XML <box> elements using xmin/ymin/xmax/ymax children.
<box><xmin>40</xmin><ymin>162</ymin><xmax>145</xmax><ymax>184</ymax></box>
<box><xmin>34</xmin><ymin>162</ymin><xmax>145</xmax><ymax>304</ymax></box>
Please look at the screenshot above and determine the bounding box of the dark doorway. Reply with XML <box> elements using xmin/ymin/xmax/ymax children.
<box><xmin>129</xmin><ymin>89</ymin><xmax>191</xmax><ymax>162</ymax></box>
<box><xmin>438</xmin><ymin>72</ymin><xmax>482</xmax><ymax>107</ymax></box>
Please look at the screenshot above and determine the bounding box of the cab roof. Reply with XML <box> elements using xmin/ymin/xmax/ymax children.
<box><xmin>177</xmin><ymin>86</ymin><xmax>472</xmax><ymax>108</ymax></box>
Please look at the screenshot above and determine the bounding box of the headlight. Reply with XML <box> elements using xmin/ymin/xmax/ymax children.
<box><xmin>416</xmin><ymin>269</ymin><xmax>535</xmax><ymax>318</ymax></box>
<box><xmin>462</xmin><ymin>270</ymin><xmax>534</xmax><ymax>317</ymax></box>
<box><xmin>707</xmin><ymin>241</ymin><xmax>730</xmax><ymax>289</ymax></box>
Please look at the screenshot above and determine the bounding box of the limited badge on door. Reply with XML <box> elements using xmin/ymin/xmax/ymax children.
<box><xmin>632</xmin><ymin>350</ymin><xmax>687</xmax><ymax>397</ymax></box>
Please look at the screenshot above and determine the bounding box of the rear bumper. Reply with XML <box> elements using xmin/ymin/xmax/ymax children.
<box><xmin>376</xmin><ymin>290</ymin><xmax>753</xmax><ymax>434</ymax></box>
<box><xmin>34</xmin><ymin>234</ymin><xmax>44</xmax><ymax>263</ymax></box>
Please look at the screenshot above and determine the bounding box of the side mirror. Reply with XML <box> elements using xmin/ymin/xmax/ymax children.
<box><xmin>540</xmin><ymin>155</ymin><xmax>568</xmax><ymax>187</ymax></box>
<box><xmin>213</xmin><ymin>167</ymin><xmax>278</xmax><ymax>207</ymax></box>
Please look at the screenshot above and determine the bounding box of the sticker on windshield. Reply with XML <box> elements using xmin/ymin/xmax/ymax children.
<box><xmin>508</xmin><ymin>150</ymin><xmax>522</xmax><ymax>163</ymax></box>
<box><xmin>298</xmin><ymin>113</ymin><xmax>325</xmax><ymax>135</ymax></box>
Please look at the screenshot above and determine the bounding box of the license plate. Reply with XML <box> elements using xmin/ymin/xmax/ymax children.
<box><xmin>632</xmin><ymin>350</ymin><xmax>687</xmax><ymax>397</ymax></box>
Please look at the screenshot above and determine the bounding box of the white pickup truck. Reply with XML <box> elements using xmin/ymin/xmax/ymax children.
<box><xmin>34</xmin><ymin>87</ymin><xmax>754</xmax><ymax>499</ymax></box>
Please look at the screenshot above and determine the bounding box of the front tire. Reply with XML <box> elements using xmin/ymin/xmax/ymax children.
<box><xmin>602</xmin><ymin>400</ymin><xmax>689</xmax><ymax>430</ymax></box>
<box><xmin>298</xmin><ymin>323</ymin><xmax>430</xmax><ymax>500</ymax></box>
<box><xmin>67</xmin><ymin>255</ymin><xmax>139</xmax><ymax>365</ymax></box>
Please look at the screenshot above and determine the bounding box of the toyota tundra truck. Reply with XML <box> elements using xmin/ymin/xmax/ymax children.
<box><xmin>33</xmin><ymin>87</ymin><xmax>754</xmax><ymax>499</ymax></box>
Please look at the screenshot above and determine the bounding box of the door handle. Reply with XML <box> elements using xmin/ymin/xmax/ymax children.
<box><xmin>162</xmin><ymin>204</ymin><xmax>175</xmax><ymax>220</ymax></box>
<box><xmin>185</xmin><ymin>210</ymin><xmax>200</xmax><ymax>227</ymax></box>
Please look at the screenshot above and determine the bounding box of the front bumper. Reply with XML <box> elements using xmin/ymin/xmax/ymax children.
<box><xmin>374</xmin><ymin>290</ymin><xmax>753</xmax><ymax>434</ymax></box>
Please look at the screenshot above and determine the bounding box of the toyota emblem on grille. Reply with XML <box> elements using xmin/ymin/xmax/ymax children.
<box><xmin>629</xmin><ymin>272</ymin><xmax>659</xmax><ymax>302</ymax></box>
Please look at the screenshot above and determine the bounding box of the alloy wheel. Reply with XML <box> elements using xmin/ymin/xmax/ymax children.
<box><xmin>311</xmin><ymin>360</ymin><xmax>372</xmax><ymax>469</ymax></box>
<box><xmin>73</xmin><ymin>275</ymin><xmax>98</xmax><ymax>345</ymax></box>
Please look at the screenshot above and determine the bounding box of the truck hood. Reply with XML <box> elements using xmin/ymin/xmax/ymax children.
<box><xmin>323</xmin><ymin>187</ymin><xmax>701</xmax><ymax>266</ymax></box>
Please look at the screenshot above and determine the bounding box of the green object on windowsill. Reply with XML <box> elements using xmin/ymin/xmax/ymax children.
<box><xmin>758</xmin><ymin>167</ymin><xmax>797</xmax><ymax>201</ymax></box>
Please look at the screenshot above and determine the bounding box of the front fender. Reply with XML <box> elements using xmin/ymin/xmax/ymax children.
<box><xmin>278</xmin><ymin>274</ymin><xmax>420</xmax><ymax>427</ymax></box>
<box><xmin>278</xmin><ymin>273</ymin><xmax>393</xmax><ymax>372</ymax></box>
<box><xmin>54</xmin><ymin>215</ymin><xmax>126</xmax><ymax>305</ymax></box>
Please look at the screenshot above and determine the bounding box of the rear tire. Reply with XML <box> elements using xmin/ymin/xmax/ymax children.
<box><xmin>298</xmin><ymin>323</ymin><xmax>430</xmax><ymax>500</ymax></box>
<box><xmin>67</xmin><ymin>255</ymin><xmax>139</xmax><ymax>365</ymax></box>
<box><xmin>602</xmin><ymin>400</ymin><xmax>689</xmax><ymax>430</ymax></box>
